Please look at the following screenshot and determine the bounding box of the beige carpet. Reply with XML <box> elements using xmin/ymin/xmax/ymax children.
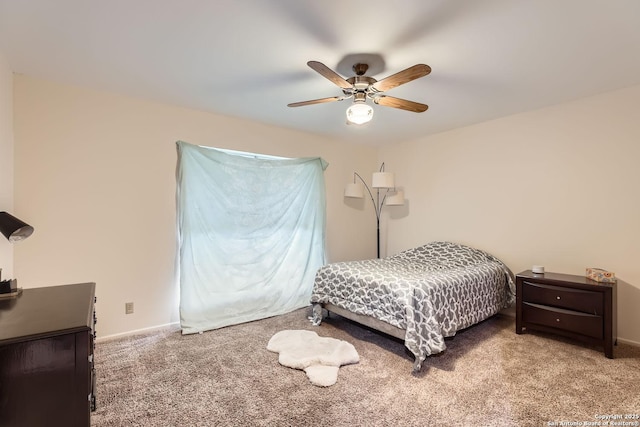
<box><xmin>91</xmin><ymin>308</ymin><xmax>640</xmax><ymax>427</ymax></box>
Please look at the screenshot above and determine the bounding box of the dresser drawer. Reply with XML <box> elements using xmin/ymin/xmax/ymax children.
<box><xmin>522</xmin><ymin>302</ymin><xmax>603</xmax><ymax>339</ymax></box>
<box><xmin>522</xmin><ymin>281</ymin><xmax>603</xmax><ymax>314</ymax></box>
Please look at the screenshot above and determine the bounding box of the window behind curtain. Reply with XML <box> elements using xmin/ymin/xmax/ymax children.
<box><xmin>176</xmin><ymin>141</ymin><xmax>328</xmax><ymax>334</ymax></box>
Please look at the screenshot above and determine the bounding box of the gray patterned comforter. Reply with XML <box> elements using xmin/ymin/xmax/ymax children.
<box><xmin>310</xmin><ymin>241</ymin><xmax>515</xmax><ymax>371</ymax></box>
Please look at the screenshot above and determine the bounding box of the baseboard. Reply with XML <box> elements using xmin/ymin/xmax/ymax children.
<box><xmin>96</xmin><ymin>321</ymin><xmax>180</xmax><ymax>342</ymax></box>
<box><xmin>616</xmin><ymin>337</ymin><xmax>640</xmax><ymax>348</ymax></box>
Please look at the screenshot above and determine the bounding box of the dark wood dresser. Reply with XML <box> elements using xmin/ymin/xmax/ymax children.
<box><xmin>0</xmin><ymin>283</ymin><xmax>96</xmax><ymax>427</ymax></box>
<box><xmin>516</xmin><ymin>270</ymin><xmax>616</xmax><ymax>358</ymax></box>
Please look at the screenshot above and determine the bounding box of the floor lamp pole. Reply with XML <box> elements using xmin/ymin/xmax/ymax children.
<box><xmin>375</xmin><ymin>187</ymin><xmax>382</xmax><ymax>258</ymax></box>
<box><xmin>376</xmin><ymin>216</ymin><xmax>381</xmax><ymax>259</ymax></box>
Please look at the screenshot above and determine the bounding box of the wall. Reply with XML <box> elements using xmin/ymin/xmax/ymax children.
<box><xmin>13</xmin><ymin>75</ymin><xmax>378</xmax><ymax>338</ymax></box>
<box><xmin>380</xmin><ymin>84</ymin><xmax>640</xmax><ymax>345</ymax></box>
<box><xmin>15</xmin><ymin>73</ymin><xmax>638</xmax><ymax>344</ymax></box>
<box><xmin>0</xmin><ymin>52</ymin><xmax>14</xmax><ymax>278</ymax></box>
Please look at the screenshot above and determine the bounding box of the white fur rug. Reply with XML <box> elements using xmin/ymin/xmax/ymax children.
<box><xmin>267</xmin><ymin>330</ymin><xmax>359</xmax><ymax>387</ymax></box>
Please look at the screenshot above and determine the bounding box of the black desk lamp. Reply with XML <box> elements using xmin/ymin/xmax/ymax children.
<box><xmin>0</xmin><ymin>212</ymin><xmax>34</xmax><ymax>243</ymax></box>
<box><xmin>0</xmin><ymin>211</ymin><xmax>34</xmax><ymax>294</ymax></box>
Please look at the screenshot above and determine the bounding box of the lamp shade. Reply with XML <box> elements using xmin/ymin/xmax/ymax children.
<box><xmin>385</xmin><ymin>190</ymin><xmax>405</xmax><ymax>206</ymax></box>
<box><xmin>0</xmin><ymin>212</ymin><xmax>34</xmax><ymax>242</ymax></box>
<box><xmin>344</xmin><ymin>182</ymin><xmax>365</xmax><ymax>198</ymax></box>
<box><xmin>372</xmin><ymin>172</ymin><xmax>395</xmax><ymax>188</ymax></box>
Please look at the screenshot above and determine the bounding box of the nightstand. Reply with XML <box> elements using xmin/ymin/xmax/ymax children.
<box><xmin>516</xmin><ymin>270</ymin><xmax>617</xmax><ymax>358</ymax></box>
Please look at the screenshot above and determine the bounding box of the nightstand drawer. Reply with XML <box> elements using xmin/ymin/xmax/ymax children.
<box><xmin>522</xmin><ymin>302</ymin><xmax>603</xmax><ymax>339</ymax></box>
<box><xmin>522</xmin><ymin>281</ymin><xmax>603</xmax><ymax>314</ymax></box>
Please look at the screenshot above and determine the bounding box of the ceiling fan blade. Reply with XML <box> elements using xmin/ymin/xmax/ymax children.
<box><xmin>287</xmin><ymin>96</ymin><xmax>345</xmax><ymax>107</ymax></box>
<box><xmin>371</xmin><ymin>64</ymin><xmax>431</xmax><ymax>92</ymax></box>
<box><xmin>373</xmin><ymin>95</ymin><xmax>428</xmax><ymax>112</ymax></box>
<box><xmin>307</xmin><ymin>61</ymin><xmax>353</xmax><ymax>89</ymax></box>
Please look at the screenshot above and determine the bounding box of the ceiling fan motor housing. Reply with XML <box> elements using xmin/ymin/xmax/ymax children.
<box><xmin>345</xmin><ymin>75</ymin><xmax>377</xmax><ymax>98</ymax></box>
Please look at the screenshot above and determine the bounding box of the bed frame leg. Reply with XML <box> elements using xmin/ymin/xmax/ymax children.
<box><xmin>309</xmin><ymin>303</ymin><xmax>323</xmax><ymax>326</ymax></box>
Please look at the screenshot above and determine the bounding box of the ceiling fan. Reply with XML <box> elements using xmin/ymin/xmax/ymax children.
<box><xmin>288</xmin><ymin>60</ymin><xmax>431</xmax><ymax>124</ymax></box>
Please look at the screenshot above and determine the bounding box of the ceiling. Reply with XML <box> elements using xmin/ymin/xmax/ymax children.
<box><xmin>2</xmin><ymin>0</ymin><xmax>640</xmax><ymax>146</ymax></box>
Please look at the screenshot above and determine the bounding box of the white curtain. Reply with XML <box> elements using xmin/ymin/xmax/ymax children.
<box><xmin>176</xmin><ymin>141</ymin><xmax>328</xmax><ymax>334</ymax></box>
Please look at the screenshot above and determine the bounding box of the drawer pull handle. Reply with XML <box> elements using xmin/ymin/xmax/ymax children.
<box><xmin>556</xmin><ymin>296</ymin><xmax>561</xmax><ymax>300</ymax></box>
<box><xmin>556</xmin><ymin>318</ymin><xmax>560</xmax><ymax>322</ymax></box>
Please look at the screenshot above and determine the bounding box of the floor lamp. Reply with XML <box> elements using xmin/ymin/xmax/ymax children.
<box><xmin>344</xmin><ymin>163</ymin><xmax>404</xmax><ymax>258</ymax></box>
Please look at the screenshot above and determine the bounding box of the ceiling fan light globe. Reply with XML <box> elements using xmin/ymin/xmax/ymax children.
<box><xmin>346</xmin><ymin>103</ymin><xmax>373</xmax><ymax>125</ymax></box>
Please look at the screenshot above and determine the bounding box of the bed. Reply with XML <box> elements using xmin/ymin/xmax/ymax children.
<box><xmin>309</xmin><ymin>241</ymin><xmax>515</xmax><ymax>372</ymax></box>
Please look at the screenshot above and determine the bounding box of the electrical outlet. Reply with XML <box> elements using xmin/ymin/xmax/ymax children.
<box><xmin>125</xmin><ymin>302</ymin><xmax>134</xmax><ymax>314</ymax></box>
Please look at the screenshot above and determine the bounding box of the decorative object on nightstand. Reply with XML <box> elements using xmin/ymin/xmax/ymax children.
<box><xmin>344</xmin><ymin>163</ymin><xmax>405</xmax><ymax>258</ymax></box>
<box><xmin>0</xmin><ymin>278</ymin><xmax>20</xmax><ymax>297</ymax></box>
<box><xmin>585</xmin><ymin>267</ymin><xmax>616</xmax><ymax>283</ymax></box>
<box><xmin>515</xmin><ymin>270</ymin><xmax>617</xmax><ymax>358</ymax></box>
